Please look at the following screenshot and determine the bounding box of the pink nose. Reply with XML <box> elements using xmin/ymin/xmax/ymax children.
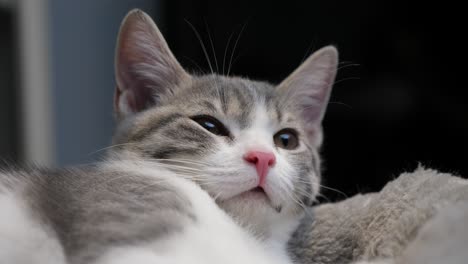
<box><xmin>243</xmin><ymin>151</ymin><xmax>276</xmax><ymax>186</ymax></box>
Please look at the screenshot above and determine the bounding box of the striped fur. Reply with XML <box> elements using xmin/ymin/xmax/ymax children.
<box><xmin>112</xmin><ymin>74</ymin><xmax>327</xmax><ymax>237</ymax></box>
<box><xmin>110</xmin><ymin>9</ymin><xmax>337</xmax><ymax>244</ymax></box>
<box><xmin>112</xmin><ymin>9</ymin><xmax>338</xmax><ymax>250</ymax></box>
<box><xmin>0</xmin><ymin>9</ymin><xmax>338</xmax><ymax>264</ymax></box>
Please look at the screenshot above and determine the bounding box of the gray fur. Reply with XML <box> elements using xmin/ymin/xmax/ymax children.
<box><xmin>288</xmin><ymin>167</ymin><xmax>468</xmax><ymax>264</ymax></box>
<box><xmin>4</xmin><ymin>7</ymin><xmax>467</xmax><ymax>264</ymax></box>
<box><xmin>112</xmin><ymin>74</ymin><xmax>323</xmax><ymax>209</ymax></box>
<box><xmin>1</xmin><ymin>164</ymin><xmax>195</xmax><ymax>263</ymax></box>
<box><xmin>394</xmin><ymin>202</ymin><xmax>468</xmax><ymax>264</ymax></box>
<box><xmin>110</xmin><ymin>10</ymin><xmax>468</xmax><ymax>264</ymax></box>
<box><xmin>1</xmin><ymin>8</ymin><xmax>338</xmax><ymax>263</ymax></box>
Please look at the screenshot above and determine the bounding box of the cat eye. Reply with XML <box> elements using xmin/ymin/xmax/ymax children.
<box><xmin>273</xmin><ymin>129</ymin><xmax>299</xmax><ymax>150</ymax></box>
<box><xmin>191</xmin><ymin>115</ymin><xmax>230</xmax><ymax>137</ymax></box>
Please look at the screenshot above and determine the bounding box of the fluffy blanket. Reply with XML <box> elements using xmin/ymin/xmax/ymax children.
<box><xmin>289</xmin><ymin>167</ymin><xmax>468</xmax><ymax>264</ymax></box>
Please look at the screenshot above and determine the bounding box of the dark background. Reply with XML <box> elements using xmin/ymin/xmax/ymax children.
<box><xmin>0</xmin><ymin>8</ymin><xmax>19</xmax><ymax>160</ymax></box>
<box><xmin>162</xmin><ymin>0</ymin><xmax>467</xmax><ymax>201</ymax></box>
<box><xmin>1</xmin><ymin>1</ymin><xmax>466</xmax><ymax>201</ymax></box>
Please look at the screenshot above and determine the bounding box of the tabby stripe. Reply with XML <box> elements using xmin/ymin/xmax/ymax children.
<box><xmin>130</xmin><ymin>113</ymin><xmax>183</xmax><ymax>142</ymax></box>
<box><xmin>151</xmin><ymin>145</ymin><xmax>206</xmax><ymax>159</ymax></box>
<box><xmin>200</xmin><ymin>101</ymin><xmax>218</xmax><ymax>113</ymax></box>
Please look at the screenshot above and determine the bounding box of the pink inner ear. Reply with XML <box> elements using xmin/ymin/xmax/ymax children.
<box><xmin>116</xmin><ymin>42</ymin><xmax>157</xmax><ymax>113</ymax></box>
<box><xmin>301</xmin><ymin>106</ymin><xmax>322</xmax><ymax>125</ymax></box>
<box><xmin>114</xmin><ymin>10</ymin><xmax>190</xmax><ymax>117</ymax></box>
<box><xmin>277</xmin><ymin>46</ymin><xmax>338</xmax><ymax>132</ymax></box>
<box><xmin>127</xmin><ymin>82</ymin><xmax>156</xmax><ymax>113</ymax></box>
<box><xmin>115</xmin><ymin>84</ymin><xmax>156</xmax><ymax>114</ymax></box>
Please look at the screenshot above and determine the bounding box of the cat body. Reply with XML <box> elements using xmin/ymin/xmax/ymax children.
<box><xmin>0</xmin><ymin>161</ymin><xmax>290</xmax><ymax>264</ymax></box>
<box><xmin>0</xmin><ymin>9</ymin><xmax>338</xmax><ymax>263</ymax></box>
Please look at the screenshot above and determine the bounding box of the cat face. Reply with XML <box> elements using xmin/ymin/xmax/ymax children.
<box><xmin>111</xmin><ymin>10</ymin><xmax>337</xmax><ymax>230</ymax></box>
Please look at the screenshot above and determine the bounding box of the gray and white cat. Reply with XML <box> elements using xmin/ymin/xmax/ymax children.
<box><xmin>0</xmin><ymin>9</ymin><xmax>338</xmax><ymax>263</ymax></box>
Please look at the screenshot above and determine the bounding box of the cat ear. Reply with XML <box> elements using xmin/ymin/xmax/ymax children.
<box><xmin>277</xmin><ymin>46</ymin><xmax>338</xmax><ymax>143</ymax></box>
<box><xmin>114</xmin><ymin>9</ymin><xmax>191</xmax><ymax>119</ymax></box>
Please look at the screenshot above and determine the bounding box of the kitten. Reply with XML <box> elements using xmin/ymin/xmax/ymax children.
<box><xmin>0</xmin><ymin>9</ymin><xmax>338</xmax><ymax>263</ymax></box>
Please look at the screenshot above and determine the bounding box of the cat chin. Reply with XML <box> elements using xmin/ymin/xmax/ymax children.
<box><xmin>224</xmin><ymin>187</ymin><xmax>282</xmax><ymax>212</ymax></box>
<box><xmin>218</xmin><ymin>194</ymin><xmax>300</xmax><ymax>240</ymax></box>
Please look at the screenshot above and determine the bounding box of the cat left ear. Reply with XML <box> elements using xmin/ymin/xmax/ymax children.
<box><xmin>114</xmin><ymin>9</ymin><xmax>191</xmax><ymax>120</ymax></box>
<box><xmin>277</xmin><ymin>46</ymin><xmax>338</xmax><ymax>144</ymax></box>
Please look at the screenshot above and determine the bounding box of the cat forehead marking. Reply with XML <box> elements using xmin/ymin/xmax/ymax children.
<box><xmin>183</xmin><ymin>76</ymin><xmax>281</xmax><ymax>130</ymax></box>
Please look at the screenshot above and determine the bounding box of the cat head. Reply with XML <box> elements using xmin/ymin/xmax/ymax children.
<box><xmin>111</xmin><ymin>10</ymin><xmax>338</xmax><ymax>234</ymax></box>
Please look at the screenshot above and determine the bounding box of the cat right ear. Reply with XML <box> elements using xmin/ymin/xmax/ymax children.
<box><xmin>114</xmin><ymin>9</ymin><xmax>191</xmax><ymax>119</ymax></box>
<box><xmin>277</xmin><ymin>46</ymin><xmax>338</xmax><ymax>145</ymax></box>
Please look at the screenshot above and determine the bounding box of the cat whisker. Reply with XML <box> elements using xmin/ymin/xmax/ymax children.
<box><xmin>222</xmin><ymin>29</ymin><xmax>235</xmax><ymax>75</ymax></box>
<box><xmin>204</xmin><ymin>20</ymin><xmax>219</xmax><ymax>74</ymax></box>
<box><xmin>145</xmin><ymin>163</ymin><xmax>206</xmax><ymax>174</ymax></box>
<box><xmin>338</xmin><ymin>60</ymin><xmax>355</xmax><ymax>65</ymax></box>
<box><xmin>275</xmin><ymin>175</ymin><xmax>308</xmax><ymax>208</ymax></box>
<box><xmin>134</xmin><ymin>158</ymin><xmax>203</xmax><ymax>169</ymax></box>
<box><xmin>292</xmin><ymin>187</ymin><xmax>322</xmax><ymax>205</ymax></box>
<box><xmin>337</xmin><ymin>63</ymin><xmax>360</xmax><ymax>71</ymax></box>
<box><xmin>152</xmin><ymin>162</ymin><xmax>203</xmax><ymax>170</ymax></box>
<box><xmin>201</xmin><ymin>177</ymin><xmax>246</xmax><ymax>185</ymax></box>
<box><xmin>288</xmin><ymin>174</ymin><xmax>348</xmax><ymax>198</ymax></box>
<box><xmin>333</xmin><ymin>76</ymin><xmax>360</xmax><ymax>86</ymax></box>
<box><xmin>313</xmin><ymin>184</ymin><xmax>348</xmax><ymax>198</ymax></box>
<box><xmin>185</xmin><ymin>19</ymin><xmax>214</xmax><ymax>75</ymax></box>
<box><xmin>297</xmin><ymin>181</ymin><xmax>348</xmax><ymax>199</ymax></box>
<box><xmin>279</xmin><ymin>182</ymin><xmax>315</xmax><ymax>218</ymax></box>
<box><xmin>87</xmin><ymin>142</ymin><xmax>137</xmax><ymax>156</ymax></box>
<box><xmin>227</xmin><ymin>20</ymin><xmax>248</xmax><ymax>76</ymax></box>
<box><xmin>184</xmin><ymin>20</ymin><xmax>223</xmax><ymax>105</ymax></box>
<box><xmin>172</xmin><ymin>173</ymin><xmax>219</xmax><ymax>182</ymax></box>
<box><xmin>183</xmin><ymin>55</ymin><xmax>206</xmax><ymax>74</ymax></box>
<box><xmin>153</xmin><ymin>158</ymin><xmax>213</xmax><ymax>166</ymax></box>
<box><xmin>154</xmin><ymin>165</ymin><xmax>204</xmax><ymax>173</ymax></box>
<box><xmin>148</xmin><ymin>171</ymin><xmax>219</xmax><ymax>184</ymax></box>
<box><xmin>300</xmin><ymin>40</ymin><xmax>317</xmax><ymax>64</ymax></box>
<box><xmin>315</xmin><ymin>193</ymin><xmax>331</xmax><ymax>203</ymax></box>
<box><xmin>328</xmin><ymin>101</ymin><xmax>353</xmax><ymax>109</ymax></box>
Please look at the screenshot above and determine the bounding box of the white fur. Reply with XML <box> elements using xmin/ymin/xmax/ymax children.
<box><xmin>0</xmin><ymin>189</ymin><xmax>66</xmax><ymax>264</ymax></box>
<box><xmin>111</xmin><ymin>10</ymin><xmax>332</xmax><ymax>263</ymax></box>
<box><xmin>1</xmin><ymin>161</ymin><xmax>293</xmax><ymax>264</ymax></box>
<box><xmin>95</xmin><ymin>160</ymin><xmax>293</xmax><ymax>264</ymax></box>
<box><xmin>183</xmin><ymin>103</ymin><xmax>304</xmax><ymax>259</ymax></box>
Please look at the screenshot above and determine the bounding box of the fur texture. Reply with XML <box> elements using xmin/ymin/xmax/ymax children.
<box><xmin>0</xmin><ymin>9</ymin><xmax>338</xmax><ymax>264</ymax></box>
<box><xmin>288</xmin><ymin>167</ymin><xmax>468</xmax><ymax>263</ymax></box>
<box><xmin>395</xmin><ymin>202</ymin><xmax>468</xmax><ymax>264</ymax></box>
<box><xmin>111</xmin><ymin>9</ymin><xmax>337</xmax><ymax>245</ymax></box>
<box><xmin>0</xmin><ymin>161</ymin><xmax>291</xmax><ymax>264</ymax></box>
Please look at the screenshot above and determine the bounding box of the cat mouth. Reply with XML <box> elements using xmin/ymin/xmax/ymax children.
<box><xmin>246</xmin><ymin>186</ymin><xmax>269</xmax><ymax>198</ymax></box>
<box><xmin>236</xmin><ymin>186</ymin><xmax>268</xmax><ymax>200</ymax></box>
<box><xmin>241</xmin><ymin>187</ymin><xmax>281</xmax><ymax>210</ymax></box>
<box><xmin>250</xmin><ymin>186</ymin><xmax>266</xmax><ymax>194</ymax></box>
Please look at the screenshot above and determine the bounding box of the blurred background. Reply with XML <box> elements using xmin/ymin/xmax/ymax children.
<box><xmin>0</xmin><ymin>0</ymin><xmax>466</xmax><ymax>201</ymax></box>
